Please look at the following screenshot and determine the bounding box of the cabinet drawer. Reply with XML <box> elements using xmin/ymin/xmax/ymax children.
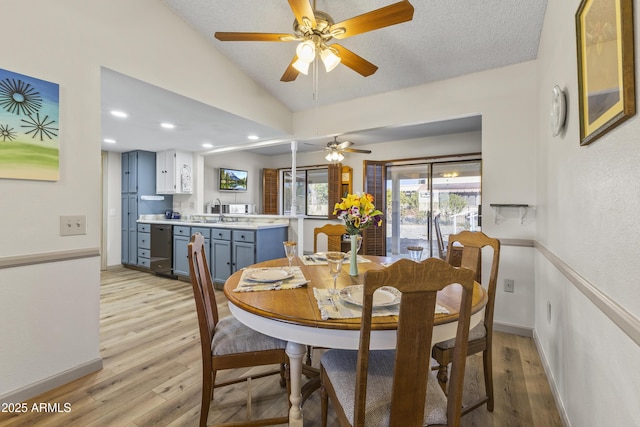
<box><xmin>173</xmin><ymin>225</ymin><xmax>191</xmax><ymax>236</ymax></box>
<box><xmin>138</xmin><ymin>257</ymin><xmax>151</xmax><ymax>268</ymax></box>
<box><xmin>137</xmin><ymin>223</ymin><xmax>151</xmax><ymax>233</ymax></box>
<box><xmin>137</xmin><ymin>232</ymin><xmax>150</xmax><ymax>249</ymax></box>
<box><xmin>232</xmin><ymin>230</ymin><xmax>255</xmax><ymax>243</ymax></box>
<box><xmin>211</xmin><ymin>228</ymin><xmax>231</xmax><ymax>241</ymax></box>
<box><xmin>138</xmin><ymin>248</ymin><xmax>150</xmax><ymax>259</ymax></box>
<box><xmin>191</xmin><ymin>227</ymin><xmax>211</xmax><ymax>239</ymax></box>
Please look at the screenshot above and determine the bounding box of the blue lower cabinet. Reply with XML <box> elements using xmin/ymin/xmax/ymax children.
<box><xmin>172</xmin><ymin>226</ymin><xmax>191</xmax><ymax>277</ymax></box>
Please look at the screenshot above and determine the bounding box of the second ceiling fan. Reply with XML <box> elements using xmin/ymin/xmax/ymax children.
<box><xmin>214</xmin><ymin>0</ymin><xmax>415</xmax><ymax>82</ymax></box>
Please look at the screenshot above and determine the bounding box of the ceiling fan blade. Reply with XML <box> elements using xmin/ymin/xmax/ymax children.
<box><xmin>288</xmin><ymin>0</ymin><xmax>317</xmax><ymax>30</ymax></box>
<box><xmin>336</xmin><ymin>140</ymin><xmax>353</xmax><ymax>150</ymax></box>
<box><xmin>332</xmin><ymin>44</ymin><xmax>378</xmax><ymax>77</ymax></box>
<box><xmin>330</xmin><ymin>1</ymin><xmax>414</xmax><ymax>39</ymax></box>
<box><xmin>214</xmin><ymin>32</ymin><xmax>294</xmax><ymax>42</ymax></box>
<box><xmin>280</xmin><ymin>56</ymin><xmax>300</xmax><ymax>82</ymax></box>
<box><xmin>342</xmin><ymin>148</ymin><xmax>372</xmax><ymax>154</ymax></box>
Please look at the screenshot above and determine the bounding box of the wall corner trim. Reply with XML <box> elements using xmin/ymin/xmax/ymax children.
<box><xmin>535</xmin><ymin>241</ymin><xmax>640</xmax><ymax>347</ymax></box>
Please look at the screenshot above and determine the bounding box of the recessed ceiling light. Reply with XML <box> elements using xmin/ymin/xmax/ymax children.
<box><xmin>202</xmin><ymin>143</ymin><xmax>213</xmax><ymax>148</ymax></box>
<box><xmin>103</xmin><ymin>138</ymin><xmax>117</xmax><ymax>144</ymax></box>
<box><xmin>110</xmin><ymin>110</ymin><xmax>128</xmax><ymax>118</ymax></box>
<box><xmin>160</xmin><ymin>122</ymin><xmax>175</xmax><ymax>129</ymax></box>
<box><xmin>248</xmin><ymin>135</ymin><xmax>259</xmax><ymax>140</ymax></box>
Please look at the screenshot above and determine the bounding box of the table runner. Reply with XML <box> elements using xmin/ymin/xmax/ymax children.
<box><xmin>233</xmin><ymin>267</ymin><xmax>309</xmax><ymax>292</ymax></box>
<box><xmin>313</xmin><ymin>287</ymin><xmax>450</xmax><ymax>320</ymax></box>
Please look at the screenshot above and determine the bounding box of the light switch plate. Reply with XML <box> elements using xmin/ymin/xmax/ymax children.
<box><xmin>60</xmin><ymin>215</ymin><xmax>87</xmax><ymax>236</ymax></box>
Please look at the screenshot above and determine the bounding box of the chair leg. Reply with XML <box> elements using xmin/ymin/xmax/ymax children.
<box><xmin>436</xmin><ymin>363</ymin><xmax>449</xmax><ymax>394</ymax></box>
<box><xmin>279</xmin><ymin>363</ymin><xmax>287</xmax><ymax>387</ymax></box>
<box><xmin>199</xmin><ymin>370</ymin><xmax>214</xmax><ymax>427</ymax></box>
<box><xmin>483</xmin><ymin>347</ymin><xmax>494</xmax><ymax>412</ymax></box>
<box><xmin>320</xmin><ymin>378</ymin><xmax>328</xmax><ymax>427</ymax></box>
<box><xmin>306</xmin><ymin>345</ymin><xmax>313</xmax><ymax>366</ymax></box>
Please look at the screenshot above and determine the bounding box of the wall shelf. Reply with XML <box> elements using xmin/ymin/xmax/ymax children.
<box><xmin>489</xmin><ymin>204</ymin><xmax>531</xmax><ymax>224</ymax></box>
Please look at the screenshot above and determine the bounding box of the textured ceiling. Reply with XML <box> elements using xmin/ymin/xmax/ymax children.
<box><xmin>162</xmin><ymin>0</ymin><xmax>548</xmax><ymax>112</ymax></box>
<box><xmin>101</xmin><ymin>1</ymin><xmax>547</xmax><ymax>155</ymax></box>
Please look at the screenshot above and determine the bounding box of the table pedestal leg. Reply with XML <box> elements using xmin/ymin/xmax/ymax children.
<box><xmin>286</xmin><ymin>341</ymin><xmax>306</xmax><ymax>427</ymax></box>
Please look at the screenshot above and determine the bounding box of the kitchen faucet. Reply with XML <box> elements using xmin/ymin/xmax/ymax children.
<box><xmin>215</xmin><ymin>198</ymin><xmax>224</xmax><ymax>222</ymax></box>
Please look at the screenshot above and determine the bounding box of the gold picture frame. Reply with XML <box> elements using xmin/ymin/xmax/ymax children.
<box><xmin>576</xmin><ymin>0</ymin><xmax>636</xmax><ymax>146</ymax></box>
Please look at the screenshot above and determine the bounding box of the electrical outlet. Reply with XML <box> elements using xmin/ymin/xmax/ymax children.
<box><xmin>504</xmin><ymin>279</ymin><xmax>515</xmax><ymax>293</ymax></box>
<box><xmin>60</xmin><ymin>215</ymin><xmax>87</xmax><ymax>236</ymax></box>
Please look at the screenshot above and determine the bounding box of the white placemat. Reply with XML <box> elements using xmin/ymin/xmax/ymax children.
<box><xmin>301</xmin><ymin>254</ymin><xmax>371</xmax><ymax>266</ymax></box>
<box><xmin>313</xmin><ymin>288</ymin><xmax>450</xmax><ymax>320</ymax></box>
<box><xmin>233</xmin><ymin>267</ymin><xmax>309</xmax><ymax>292</ymax></box>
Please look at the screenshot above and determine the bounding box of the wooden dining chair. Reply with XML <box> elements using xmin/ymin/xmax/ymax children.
<box><xmin>314</xmin><ymin>223</ymin><xmax>347</xmax><ymax>253</ymax></box>
<box><xmin>432</xmin><ymin>230</ymin><xmax>500</xmax><ymax>415</ymax></box>
<box><xmin>320</xmin><ymin>258</ymin><xmax>476</xmax><ymax>426</ymax></box>
<box><xmin>187</xmin><ymin>233</ymin><xmax>290</xmax><ymax>427</ymax></box>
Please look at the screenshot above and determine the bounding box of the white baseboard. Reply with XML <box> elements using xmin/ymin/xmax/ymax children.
<box><xmin>0</xmin><ymin>358</ymin><xmax>103</xmax><ymax>404</ymax></box>
<box><xmin>493</xmin><ymin>321</ymin><xmax>533</xmax><ymax>337</ymax></box>
<box><xmin>533</xmin><ymin>330</ymin><xmax>571</xmax><ymax>427</ymax></box>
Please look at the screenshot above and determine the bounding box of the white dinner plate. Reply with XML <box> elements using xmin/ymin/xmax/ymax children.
<box><xmin>314</xmin><ymin>252</ymin><xmax>348</xmax><ymax>261</ymax></box>
<box><xmin>245</xmin><ymin>269</ymin><xmax>294</xmax><ymax>283</ymax></box>
<box><xmin>339</xmin><ymin>285</ymin><xmax>401</xmax><ymax>308</ymax></box>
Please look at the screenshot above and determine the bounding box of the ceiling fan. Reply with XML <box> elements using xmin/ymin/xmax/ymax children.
<box><xmin>214</xmin><ymin>0</ymin><xmax>415</xmax><ymax>82</ymax></box>
<box><xmin>320</xmin><ymin>136</ymin><xmax>371</xmax><ymax>161</ymax></box>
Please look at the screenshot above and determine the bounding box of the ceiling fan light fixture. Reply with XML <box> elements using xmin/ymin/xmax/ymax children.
<box><xmin>292</xmin><ymin>57</ymin><xmax>311</xmax><ymax>75</ymax></box>
<box><xmin>296</xmin><ymin>40</ymin><xmax>316</xmax><ymax>62</ymax></box>
<box><xmin>325</xmin><ymin>150</ymin><xmax>344</xmax><ymax>162</ymax></box>
<box><xmin>320</xmin><ymin>47</ymin><xmax>341</xmax><ymax>72</ymax></box>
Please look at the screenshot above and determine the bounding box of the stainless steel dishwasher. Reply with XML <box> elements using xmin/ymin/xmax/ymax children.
<box><xmin>151</xmin><ymin>224</ymin><xmax>173</xmax><ymax>277</ymax></box>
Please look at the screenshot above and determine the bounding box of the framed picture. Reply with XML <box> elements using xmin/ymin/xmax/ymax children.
<box><xmin>0</xmin><ymin>68</ymin><xmax>59</xmax><ymax>180</ymax></box>
<box><xmin>576</xmin><ymin>0</ymin><xmax>636</xmax><ymax>146</ymax></box>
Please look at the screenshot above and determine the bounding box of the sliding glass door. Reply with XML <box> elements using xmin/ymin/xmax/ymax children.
<box><xmin>385</xmin><ymin>160</ymin><xmax>481</xmax><ymax>258</ymax></box>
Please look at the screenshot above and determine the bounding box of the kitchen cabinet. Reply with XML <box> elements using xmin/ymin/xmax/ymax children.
<box><xmin>121</xmin><ymin>150</ymin><xmax>172</xmax><ymax>266</ymax></box>
<box><xmin>156</xmin><ymin>150</ymin><xmax>193</xmax><ymax>194</ymax></box>
<box><xmin>211</xmin><ymin>226</ymin><xmax>287</xmax><ymax>289</ymax></box>
<box><xmin>211</xmin><ymin>228</ymin><xmax>231</xmax><ymax>286</ymax></box>
<box><xmin>172</xmin><ymin>226</ymin><xmax>191</xmax><ymax>277</ymax></box>
<box><xmin>137</xmin><ymin>223</ymin><xmax>151</xmax><ymax>269</ymax></box>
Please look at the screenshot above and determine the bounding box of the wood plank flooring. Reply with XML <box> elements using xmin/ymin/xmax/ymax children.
<box><xmin>0</xmin><ymin>267</ymin><xmax>563</xmax><ymax>426</ymax></box>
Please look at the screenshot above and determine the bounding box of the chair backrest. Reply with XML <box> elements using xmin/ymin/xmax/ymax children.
<box><xmin>446</xmin><ymin>231</ymin><xmax>500</xmax><ymax>334</ymax></box>
<box><xmin>313</xmin><ymin>224</ymin><xmax>346</xmax><ymax>253</ymax></box>
<box><xmin>355</xmin><ymin>258</ymin><xmax>475</xmax><ymax>426</ymax></box>
<box><xmin>434</xmin><ymin>214</ymin><xmax>446</xmax><ymax>259</ymax></box>
<box><xmin>188</xmin><ymin>233</ymin><xmax>219</xmax><ymax>366</ymax></box>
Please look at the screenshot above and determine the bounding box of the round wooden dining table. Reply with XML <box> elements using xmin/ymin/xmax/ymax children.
<box><xmin>223</xmin><ymin>255</ymin><xmax>488</xmax><ymax>427</ymax></box>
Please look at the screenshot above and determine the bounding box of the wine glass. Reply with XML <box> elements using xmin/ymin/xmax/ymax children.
<box><xmin>283</xmin><ymin>241</ymin><xmax>297</xmax><ymax>273</ymax></box>
<box><xmin>325</xmin><ymin>251</ymin><xmax>345</xmax><ymax>295</ymax></box>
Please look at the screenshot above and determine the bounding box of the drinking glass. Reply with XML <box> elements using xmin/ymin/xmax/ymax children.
<box><xmin>283</xmin><ymin>241</ymin><xmax>297</xmax><ymax>272</ymax></box>
<box><xmin>325</xmin><ymin>251</ymin><xmax>345</xmax><ymax>295</ymax></box>
<box><xmin>407</xmin><ymin>246</ymin><xmax>424</xmax><ymax>262</ymax></box>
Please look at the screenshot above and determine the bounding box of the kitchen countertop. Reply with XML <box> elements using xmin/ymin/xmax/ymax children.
<box><xmin>138</xmin><ymin>214</ymin><xmax>290</xmax><ymax>230</ymax></box>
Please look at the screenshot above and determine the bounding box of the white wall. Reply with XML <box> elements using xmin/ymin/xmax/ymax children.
<box><xmin>535</xmin><ymin>0</ymin><xmax>640</xmax><ymax>425</ymax></box>
<box><xmin>0</xmin><ymin>0</ymin><xmax>290</xmax><ymax>400</ymax></box>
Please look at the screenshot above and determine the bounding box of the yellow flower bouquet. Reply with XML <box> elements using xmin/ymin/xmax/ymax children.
<box><xmin>333</xmin><ymin>193</ymin><xmax>383</xmax><ymax>235</ymax></box>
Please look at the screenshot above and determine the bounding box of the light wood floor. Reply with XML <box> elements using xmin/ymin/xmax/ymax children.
<box><xmin>0</xmin><ymin>267</ymin><xmax>563</xmax><ymax>427</ymax></box>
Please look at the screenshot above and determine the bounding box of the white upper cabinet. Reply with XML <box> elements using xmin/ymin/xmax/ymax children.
<box><xmin>156</xmin><ymin>150</ymin><xmax>193</xmax><ymax>194</ymax></box>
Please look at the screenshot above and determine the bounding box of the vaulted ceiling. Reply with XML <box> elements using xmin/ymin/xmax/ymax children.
<box><xmin>101</xmin><ymin>1</ymin><xmax>547</xmax><ymax>155</ymax></box>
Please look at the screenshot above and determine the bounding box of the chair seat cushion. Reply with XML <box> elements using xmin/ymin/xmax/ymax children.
<box><xmin>321</xmin><ymin>349</ymin><xmax>447</xmax><ymax>426</ymax></box>
<box><xmin>212</xmin><ymin>316</ymin><xmax>287</xmax><ymax>356</ymax></box>
<box><xmin>434</xmin><ymin>320</ymin><xmax>486</xmax><ymax>351</ymax></box>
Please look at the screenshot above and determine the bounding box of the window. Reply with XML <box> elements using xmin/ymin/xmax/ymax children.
<box><xmin>282</xmin><ymin>168</ymin><xmax>329</xmax><ymax>216</ymax></box>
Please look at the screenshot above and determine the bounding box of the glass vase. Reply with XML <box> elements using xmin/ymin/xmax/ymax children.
<box><xmin>349</xmin><ymin>234</ymin><xmax>359</xmax><ymax>276</ymax></box>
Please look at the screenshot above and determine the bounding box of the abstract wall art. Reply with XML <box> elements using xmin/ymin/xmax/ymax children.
<box><xmin>0</xmin><ymin>68</ymin><xmax>59</xmax><ymax>181</ymax></box>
